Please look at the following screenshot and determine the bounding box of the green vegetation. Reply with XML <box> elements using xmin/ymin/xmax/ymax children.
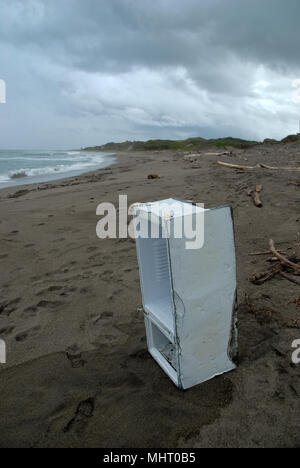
<box><xmin>82</xmin><ymin>133</ymin><xmax>300</xmax><ymax>152</ymax></box>
<box><xmin>280</xmin><ymin>134</ymin><xmax>300</xmax><ymax>144</ymax></box>
<box><xmin>83</xmin><ymin>136</ymin><xmax>260</xmax><ymax>152</ymax></box>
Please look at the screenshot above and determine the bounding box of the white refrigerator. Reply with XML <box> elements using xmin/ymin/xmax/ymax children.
<box><xmin>134</xmin><ymin>198</ymin><xmax>238</xmax><ymax>390</ymax></box>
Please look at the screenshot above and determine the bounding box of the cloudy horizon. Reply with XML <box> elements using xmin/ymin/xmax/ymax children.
<box><xmin>1</xmin><ymin>0</ymin><xmax>300</xmax><ymax>149</ymax></box>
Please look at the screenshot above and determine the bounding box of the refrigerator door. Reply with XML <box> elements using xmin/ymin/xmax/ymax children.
<box><xmin>168</xmin><ymin>206</ymin><xmax>237</xmax><ymax>389</ymax></box>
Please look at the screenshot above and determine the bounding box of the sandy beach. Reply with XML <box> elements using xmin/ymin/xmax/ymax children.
<box><xmin>0</xmin><ymin>145</ymin><xmax>299</xmax><ymax>448</ymax></box>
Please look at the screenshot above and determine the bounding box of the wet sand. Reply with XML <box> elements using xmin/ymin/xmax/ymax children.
<box><xmin>0</xmin><ymin>145</ymin><xmax>299</xmax><ymax>447</ymax></box>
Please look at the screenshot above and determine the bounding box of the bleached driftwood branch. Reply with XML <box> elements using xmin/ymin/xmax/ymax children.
<box><xmin>269</xmin><ymin>239</ymin><xmax>300</xmax><ymax>274</ymax></box>
<box><xmin>215</xmin><ymin>161</ymin><xmax>300</xmax><ymax>171</ymax></box>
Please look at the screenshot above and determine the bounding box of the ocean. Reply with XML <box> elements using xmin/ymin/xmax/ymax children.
<box><xmin>0</xmin><ymin>150</ymin><xmax>116</xmax><ymax>189</ymax></box>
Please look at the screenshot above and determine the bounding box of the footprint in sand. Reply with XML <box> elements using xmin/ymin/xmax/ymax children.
<box><xmin>48</xmin><ymin>285</ymin><xmax>63</xmax><ymax>292</ymax></box>
<box><xmin>101</xmin><ymin>270</ymin><xmax>114</xmax><ymax>282</ymax></box>
<box><xmin>35</xmin><ymin>285</ymin><xmax>63</xmax><ymax>296</ymax></box>
<box><xmin>63</xmin><ymin>398</ymin><xmax>95</xmax><ymax>434</ymax></box>
<box><xmin>107</xmin><ymin>289</ymin><xmax>122</xmax><ymax>300</ymax></box>
<box><xmin>66</xmin><ymin>345</ymin><xmax>85</xmax><ymax>368</ymax></box>
<box><xmin>58</xmin><ymin>285</ymin><xmax>78</xmax><ymax>297</ymax></box>
<box><xmin>15</xmin><ymin>325</ymin><xmax>40</xmax><ymax>342</ymax></box>
<box><xmin>23</xmin><ymin>305</ymin><xmax>38</xmax><ymax>317</ymax></box>
<box><xmin>86</xmin><ymin>246</ymin><xmax>98</xmax><ymax>253</ymax></box>
<box><xmin>87</xmin><ymin>317</ymin><xmax>128</xmax><ymax>349</ymax></box>
<box><xmin>0</xmin><ymin>297</ymin><xmax>21</xmax><ymax>316</ymax></box>
<box><xmin>101</xmin><ymin>311</ymin><xmax>113</xmax><ymax>319</ymax></box>
<box><xmin>36</xmin><ymin>300</ymin><xmax>64</xmax><ymax>309</ymax></box>
<box><xmin>24</xmin><ymin>300</ymin><xmax>64</xmax><ymax>314</ymax></box>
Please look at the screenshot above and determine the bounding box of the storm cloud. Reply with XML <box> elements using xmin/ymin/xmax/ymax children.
<box><xmin>1</xmin><ymin>0</ymin><xmax>300</xmax><ymax>149</ymax></box>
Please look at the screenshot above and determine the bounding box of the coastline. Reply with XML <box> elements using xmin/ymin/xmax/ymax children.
<box><xmin>0</xmin><ymin>146</ymin><xmax>299</xmax><ymax>447</ymax></box>
<box><xmin>0</xmin><ymin>152</ymin><xmax>120</xmax><ymax>197</ymax></box>
<box><xmin>0</xmin><ymin>150</ymin><xmax>116</xmax><ymax>191</ymax></box>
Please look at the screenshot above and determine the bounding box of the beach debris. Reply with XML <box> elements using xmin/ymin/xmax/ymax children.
<box><xmin>269</xmin><ymin>239</ymin><xmax>300</xmax><ymax>274</ymax></box>
<box><xmin>147</xmin><ymin>174</ymin><xmax>163</xmax><ymax>179</ymax></box>
<box><xmin>290</xmin><ymin>319</ymin><xmax>300</xmax><ymax>329</ymax></box>
<box><xmin>204</xmin><ymin>151</ymin><xmax>232</xmax><ymax>156</ymax></box>
<box><xmin>183</xmin><ymin>151</ymin><xmax>231</xmax><ymax>164</ymax></box>
<box><xmin>251</xmin><ymin>239</ymin><xmax>300</xmax><ymax>287</ymax></box>
<box><xmin>250</xmin><ymin>265</ymin><xmax>281</xmax><ymax>285</ymax></box>
<box><xmin>247</xmin><ymin>185</ymin><xmax>263</xmax><ymax>207</ymax></box>
<box><xmin>183</xmin><ymin>153</ymin><xmax>201</xmax><ymax>160</ymax></box>
<box><xmin>249</xmin><ymin>249</ymin><xmax>288</xmax><ymax>256</ymax></box>
<box><xmin>288</xmin><ymin>297</ymin><xmax>300</xmax><ymax>307</ymax></box>
<box><xmin>133</xmin><ymin>199</ymin><xmax>237</xmax><ymax>389</ymax></box>
<box><xmin>215</xmin><ymin>161</ymin><xmax>300</xmax><ymax>171</ymax></box>
<box><xmin>280</xmin><ymin>271</ymin><xmax>300</xmax><ymax>286</ymax></box>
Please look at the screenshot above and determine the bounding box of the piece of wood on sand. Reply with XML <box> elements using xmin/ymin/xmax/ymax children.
<box><xmin>253</xmin><ymin>185</ymin><xmax>263</xmax><ymax>207</ymax></box>
<box><xmin>249</xmin><ymin>249</ymin><xmax>287</xmax><ymax>256</ymax></box>
<box><xmin>215</xmin><ymin>161</ymin><xmax>300</xmax><ymax>171</ymax></box>
<box><xmin>269</xmin><ymin>239</ymin><xmax>300</xmax><ymax>274</ymax></box>
<box><xmin>251</xmin><ymin>267</ymin><xmax>281</xmax><ymax>285</ymax></box>
<box><xmin>248</xmin><ymin>185</ymin><xmax>263</xmax><ymax>207</ymax></box>
<box><xmin>147</xmin><ymin>174</ymin><xmax>163</xmax><ymax>180</ymax></box>
<box><xmin>280</xmin><ymin>271</ymin><xmax>300</xmax><ymax>286</ymax></box>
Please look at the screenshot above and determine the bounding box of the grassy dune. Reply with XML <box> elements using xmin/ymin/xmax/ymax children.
<box><xmin>83</xmin><ymin>134</ymin><xmax>300</xmax><ymax>152</ymax></box>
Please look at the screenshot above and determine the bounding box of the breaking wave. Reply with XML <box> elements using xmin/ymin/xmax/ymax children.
<box><xmin>0</xmin><ymin>150</ymin><xmax>115</xmax><ymax>188</ymax></box>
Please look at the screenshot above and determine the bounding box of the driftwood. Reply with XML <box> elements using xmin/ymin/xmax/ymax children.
<box><xmin>269</xmin><ymin>239</ymin><xmax>300</xmax><ymax>274</ymax></box>
<box><xmin>266</xmin><ymin>256</ymin><xmax>281</xmax><ymax>262</ymax></box>
<box><xmin>147</xmin><ymin>174</ymin><xmax>163</xmax><ymax>180</ymax></box>
<box><xmin>251</xmin><ymin>240</ymin><xmax>300</xmax><ymax>288</ymax></box>
<box><xmin>280</xmin><ymin>272</ymin><xmax>300</xmax><ymax>286</ymax></box>
<box><xmin>249</xmin><ymin>250</ymin><xmax>288</xmax><ymax>256</ymax></box>
<box><xmin>290</xmin><ymin>319</ymin><xmax>300</xmax><ymax>329</ymax></box>
<box><xmin>216</xmin><ymin>161</ymin><xmax>259</xmax><ymax>170</ymax></box>
<box><xmin>216</xmin><ymin>161</ymin><xmax>300</xmax><ymax>171</ymax></box>
<box><xmin>248</xmin><ymin>185</ymin><xmax>263</xmax><ymax>207</ymax></box>
<box><xmin>251</xmin><ymin>268</ymin><xmax>281</xmax><ymax>285</ymax></box>
<box><xmin>253</xmin><ymin>191</ymin><xmax>263</xmax><ymax>208</ymax></box>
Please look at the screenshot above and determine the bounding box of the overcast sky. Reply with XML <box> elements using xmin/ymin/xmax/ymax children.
<box><xmin>1</xmin><ymin>0</ymin><xmax>300</xmax><ymax>149</ymax></box>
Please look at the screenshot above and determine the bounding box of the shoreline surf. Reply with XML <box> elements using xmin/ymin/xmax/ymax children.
<box><xmin>0</xmin><ymin>150</ymin><xmax>116</xmax><ymax>189</ymax></box>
